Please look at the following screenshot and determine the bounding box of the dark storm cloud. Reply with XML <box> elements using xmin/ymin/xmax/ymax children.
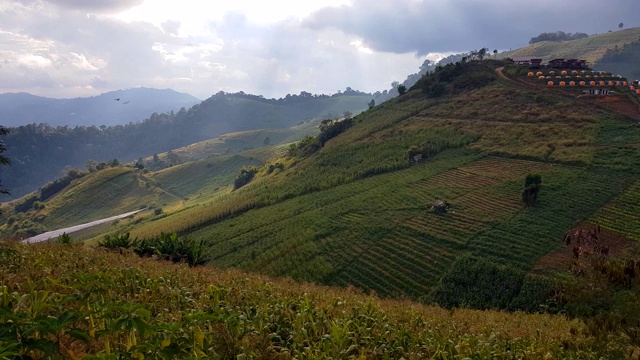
<box><xmin>304</xmin><ymin>0</ymin><xmax>640</xmax><ymax>55</ymax></box>
<box><xmin>43</xmin><ymin>0</ymin><xmax>144</xmax><ymax>13</ymax></box>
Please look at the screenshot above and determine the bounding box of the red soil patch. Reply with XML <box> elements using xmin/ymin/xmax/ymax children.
<box><xmin>589</xmin><ymin>96</ymin><xmax>640</xmax><ymax>120</ymax></box>
<box><xmin>533</xmin><ymin>223</ymin><xmax>638</xmax><ymax>274</ymax></box>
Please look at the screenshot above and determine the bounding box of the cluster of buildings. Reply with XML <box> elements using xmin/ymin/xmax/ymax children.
<box><xmin>512</xmin><ymin>57</ymin><xmax>588</xmax><ymax>69</ymax></box>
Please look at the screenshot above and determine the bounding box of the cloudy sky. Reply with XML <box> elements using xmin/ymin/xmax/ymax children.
<box><xmin>1</xmin><ymin>0</ymin><xmax>638</xmax><ymax>100</ymax></box>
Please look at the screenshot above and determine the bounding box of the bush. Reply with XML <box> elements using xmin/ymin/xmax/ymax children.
<box><xmin>318</xmin><ymin>118</ymin><xmax>353</xmax><ymax>146</ymax></box>
<box><xmin>233</xmin><ymin>167</ymin><xmax>259</xmax><ymax>190</ymax></box>
<box><xmin>288</xmin><ymin>136</ymin><xmax>321</xmax><ymax>157</ymax></box>
<box><xmin>57</xmin><ymin>232</ymin><xmax>72</xmax><ymax>244</ymax></box>
<box><xmin>98</xmin><ymin>232</ymin><xmax>139</xmax><ymax>249</ymax></box>
<box><xmin>14</xmin><ymin>195</ymin><xmax>39</xmax><ymax>214</ymax></box>
<box><xmin>134</xmin><ymin>233</ymin><xmax>208</xmax><ymax>266</ymax></box>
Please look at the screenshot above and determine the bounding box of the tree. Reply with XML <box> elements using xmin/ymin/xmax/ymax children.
<box><xmin>85</xmin><ymin>159</ymin><xmax>98</xmax><ymax>172</ymax></box>
<box><xmin>619</xmin><ymin>22</ymin><xmax>624</xmax><ymax>30</ymax></box>
<box><xmin>521</xmin><ymin>174</ymin><xmax>542</xmax><ymax>207</ymax></box>
<box><xmin>135</xmin><ymin>157</ymin><xmax>145</xmax><ymax>170</ymax></box>
<box><xmin>477</xmin><ymin>47</ymin><xmax>488</xmax><ymax>60</ymax></box>
<box><xmin>263</xmin><ymin>136</ymin><xmax>271</xmax><ymax>146</ymax></box>
<box><xmin>397</xmin><ymin>84</ymin><xmax>407</xmax><ymax>95</ymax></box>
<box><xmin>493</xmin><ymin>49</ymin><xmax>498</xmax><ymax>57</ymax></box>
<box><xmin>0</xmin><ymin>126</ymin><xmax>10</xmax><ymax>196</ymax></box>
<box><xmin>368</xmin><ymin>99</ymin><xmax>376</xmax><ymax>109</ymax></box>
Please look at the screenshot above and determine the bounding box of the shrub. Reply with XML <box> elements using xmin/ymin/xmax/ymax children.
<box><xmin>288</xmin><ymin>136</ymin><xmax>321</xmax><ymax>157</ymax></box>
<box><xmin>98</xmin><ymin>232</ymin><xmax>139</xmax><ymax>249</ymax></box>
<box><xmin>134</xmin><ymin>233</ymin><xmax>208</xmax><ymax>266</ymax></box>
<box><xmin>57</xmin><ymin>232</ymin><xmax>72</xmax><ymax>244</ymax></box>
<box><xmin>233</xmin><ymin>167</ymin><xmax>259</xmax><ymax>190</ymax></box>
<box><xmin>14</xmin><ymin>195</ymin><xmax>39</xmax><ymax>214</ymax></box>
<box><xmin>318</xmin><ymin>118</ymin><xmax>353</xmax><ymax>146</ymax></box>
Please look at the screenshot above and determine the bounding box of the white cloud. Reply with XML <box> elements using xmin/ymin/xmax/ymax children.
<box><xmin>1</xmin><ymin>0</ymin><xmax>638</xmax><ymax>101</ymax></box>
<box><xmin>18</xmin><ymin>54</ymin><xmax>52</xmax><ymax>68</ymax></box>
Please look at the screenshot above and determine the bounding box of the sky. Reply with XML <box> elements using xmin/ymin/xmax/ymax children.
<box><xmin>0</xmin><ymin>0</ymin><xmax>638</xmax><ymax>100</ymax></box>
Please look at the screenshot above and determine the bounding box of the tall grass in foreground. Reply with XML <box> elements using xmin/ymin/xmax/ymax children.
<box><xmin>0</xmin><ymin>243</ymin><xmax>630</xmax><ymax>358</ymax></box>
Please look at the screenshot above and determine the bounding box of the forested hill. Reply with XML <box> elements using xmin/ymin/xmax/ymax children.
<box><xmin>2</xmin><ymin>90</ymin><xmax>379</xmax><ymax>199</ymax></box>
<box><xmin>0</xmin><ymin>88</ymin><xmax>200</xmax><ymax>128</ymax></box>
<box><xmin>594</xmin><ymin>38</ymin><xmax>640</xmax><ymax>81</ymax></box>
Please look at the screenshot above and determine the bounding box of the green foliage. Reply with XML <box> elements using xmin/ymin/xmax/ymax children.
<box><xmin>233</xmin><ymin>167</ymin><xmax>259</xmax><ymax>190</ymax></box>
<box><xmin>594</xmin><ymin>38</ymin><xmax>640</xmax><ymax>80</ymax></box>
<box><xmin>98</xmin><ymin>233</ymin><xmax>138</xmax><ymax>249</ymax></box>
<box><xmin>57</xmin><ymin>232</ymin><xmax>73</xmax><ymax>244</ymax></box>
<box><xmin>14</xmin><ymin>194</ymin><xmax>39</xmax><ymax>214</ymax></box>
<box><xmin>0</xmin><ymin>126</ymin><xmax>9</xmax><ymax>197</ymax></box>
<box><xmin>413</xmin><ymin>61</ymin><xmax>496</xmax><ymax>98</ymax></box>
<box><xmin>529</xmin><ymin>31</ymin><xmax>589</xmax><ymax>44</ymax></box>
<box><xmin>433</xmin><ymin>256</ymin><xmax>529</xmax><ymax>310</ymax></box>
<box><xmin>3</xmin><ymin>91</ymin><xmax>380</xmax><ymax>200</ymax></box>
<box><xmin>134</xmin><ymin>233</ymin><xmax>208</xmax><ymax>267</ymax></box>
<box><xmin>32</xmin><ymin>201</ymin><xmax>45</xmax><ymax>211</ymax></box>
<box><xmin>318</xmin><ymin>117</ymin><xmax>353</xmax><ymax>146</ymax></box>
<box><xmin>0</xmin><ymin>243</ymin><xmax>627</xmax><ymax>358</ymax></box>
<box><xmin>397</xmin><ymin>84</ymin><xmax>407</xmax><ymax>95</ymax></box>
<box><xmin>287</xmin><ymin>136</ymin><xmax>321</xmax><ymax>158</ymax></box>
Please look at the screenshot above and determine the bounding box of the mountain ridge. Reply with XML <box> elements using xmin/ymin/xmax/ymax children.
<box><xmin>0</xmin><ymin>87</ymin><xmax>201</xmax><ymax>128</ymax></box>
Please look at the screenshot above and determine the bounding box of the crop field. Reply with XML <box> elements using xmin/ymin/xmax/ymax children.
<box><xmin>40</xmin><ymin>168</ymin><xmax>179</xmax><ymax>229</ymax></box>
<box><xmin>151</xmin><ymin>122</ymin><xmax>319</xmax><ymax>163</ymax></box>
<box><xmin>151</xmin><ymin>154</ymin><xmax>263</xmax><ymax>201</ymax></box>
<box><xmin>171</xmin><ymin>153</ymin><xmax>606</xmax><ymax>300</ymax></box>
<box><xmin>0</xmin><ymin>242</ymin><xmax>623</xmax><ymax>358</ymax></box>
<box><xmin>468</xmin><ymin>169</ymin><xmax>632</xmax><ymax>269</ymax></box>
<box><xmin>591</xmin><ymin>180</ymin><xmax>640</xmax><ymax>241</ymax></box>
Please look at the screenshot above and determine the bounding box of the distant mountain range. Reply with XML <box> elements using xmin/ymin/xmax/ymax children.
<box><xmin>1</xmin><ymin>90</ymin><xmax>379</xmax><ymax>199</ymax></box>
<box><xmin>0</xmin><ymin>88</ymin><xmax>200</xmax><ymax>127</ymax></box>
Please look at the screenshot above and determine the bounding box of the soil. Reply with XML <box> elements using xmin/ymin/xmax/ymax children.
<box><xmin>533</xmin><ymin>223</ymin><xmax>638</xmax><ymax>274</ymax></box>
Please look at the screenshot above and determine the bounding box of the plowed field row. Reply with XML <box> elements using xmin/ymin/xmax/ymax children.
<box><xmin>413</xmin><ymin>169</ymin><xmax>501</xmax><ymax>190</ymax></box>
<box><xmin>462</xmin><ymin>157</ymin><xmax>555</xmax><ymax>179</ymax></box>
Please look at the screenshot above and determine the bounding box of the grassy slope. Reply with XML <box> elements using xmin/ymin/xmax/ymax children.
<box><xmin>39</xmin><ymin>167</ymin><xmax>179</xmax><ymax>229</ymax></box>
<box><xmin>501</xmin><ymin>27</ymin><xmax>640</xmax><ymax>63</ymax></box>
<box><xmin>0</xmin><ymin>121</ymin><xmax>315</xmax><ymax>238</ymax></box>
<box><xmin>120</xmin><ymin>61</ymin><xmax>640</xmax><ymax>302</ymax></box>
<box><xmin>147</xmin><ymin>120</ymin><xmax>319</xmax><ymax>163</ymax></box>
<box><xmin>0</xmin><ymin>242</ymin><xmax>626</xmax><ymax>358</ymax></box>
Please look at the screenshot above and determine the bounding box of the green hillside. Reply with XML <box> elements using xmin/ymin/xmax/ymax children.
<box><xmin>6</xmin><ymin>59</ymin><xmax>640</xmax><ymax>310</ymax></box>
<box><xmin>0</xmin><ymin>124</ymin><xmax>303</xmax><ymax>239</ymax></box>
<box><xmin>501</xmin><ymin>27</ymin><xmax>640</xmax><ymax>64</ymax></box>
<box><xmin>4</xmin><ymin>59</ymin><xmax>640</xmax><ymax>357</ymax></box>
<box><xmin>94</xmin><ymin>59</ymin><xmax>639</xmax><ymax>309</ymax></box>
<box><xmin>2</xmin><ymin>91</ymin><xmax>373</xmax><ymax>199</ymax></box>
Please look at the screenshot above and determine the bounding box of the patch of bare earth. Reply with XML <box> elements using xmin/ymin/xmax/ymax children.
<box><xmin>533</xmin><ymin>223</ymin><xmax>638</xmax><ymax>274</ymax></box>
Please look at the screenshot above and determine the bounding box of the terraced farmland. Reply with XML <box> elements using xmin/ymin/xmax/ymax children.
<box><xmin>180</xmin><ymin>151</ymin><xmax>616</xmax><ymax>300</ymax></box>
<box><xmin>591</xmin><ymin>180</ymin><xmax>640</xmax><ymax>241</ymax></box>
